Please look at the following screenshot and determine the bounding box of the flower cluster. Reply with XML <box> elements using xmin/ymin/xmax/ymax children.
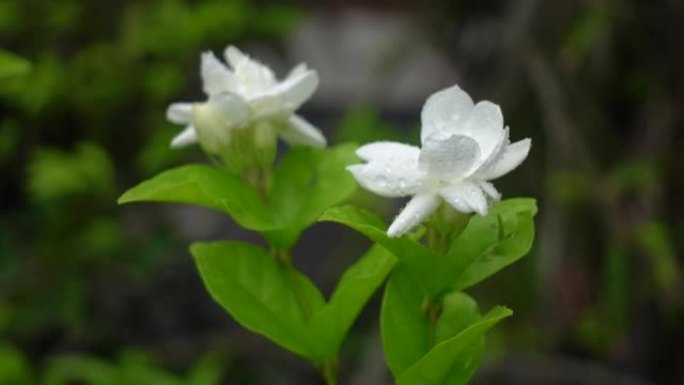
<box><xmin>123</xmin><ymin>44</ymin><xmax>537</xmax><ymax>385</ymax></box>
<box><xmin>347</xmin><ymin>85</ymin><xmax>531</xmax><ymax>237</ymax></box>
<box><xmin>165</xmin><ymin>46</ymin><xmax>531</xmax><ymax>238</ymax></box>
<box><xmin>166</xmin><ymin>46</ymin><xmax>326</xmax><ymax>166</ymax></box>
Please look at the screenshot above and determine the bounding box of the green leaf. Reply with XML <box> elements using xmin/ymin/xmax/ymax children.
<box><xmin>322</xmin><ymin>200</ymin><xmax>537</xmax><ymax>297</ymax></box>
<box><xmin>191</xmin><ymin>241</ymin><xmax>327</xmax><ymax>361</ymax></box>
<box><xmin>265</xmin><ymin>144</ymin><xmax>358</xmax><ymax>249</ymax></box>
<box><xmin>396</xmin><ymin>306</ymin><xmax>512</xmax><ymax>385</ymax></box>
<box><xmin>321</xmin><ymin>205</ymin><xmax>458</xmax><ymax>297</ymax></box>
<box><xmin>380</xmin><ymin>266</ymin><xmax>431</xmax><ymax>376</ymax></box>
<box><xmin>194</xmin><ymin>241</ymin><xmax>394</xmax><ymax>363</ymax></box>
<box><xmin>118</xmin><ymin>165</ymin><xmax>275</xmax><ymax>230</ymax></box>
<box><xmin>450</xmin><ymin>198</ymin><xmax>537</xmax><ymax>290</ymax></box>
<box><xmin>310</xmin><ymin>245</ymin><xmax>397</xmax><ymax>358</ymax></box>
<box><xmin>444</xmin><ymin>214</ymin><xmax>500</xmax><ymax>288</ymax></box>
<box><xmin>381</xmin><ymin>268</ymin><xmax>484</xmax><ymax>377</ymax></box>
<box><xmin>436</xmin><ymin>292</ymin><xmax>482</xmax><ymax>345</ymax></box>
<box><xmin>0</xmin><ymin>50</ymin><xmax>30</xmax><ymax>79</ymax></box>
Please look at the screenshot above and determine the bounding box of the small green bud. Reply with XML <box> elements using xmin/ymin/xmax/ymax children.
<box><xmin>192</xmin><ymin>102</ymin><xmax>234</xmax><ymax>155</ymax></box>
<box><xmin>427</xmin><ymin>202</ymin><xmax>472</xmax><ymax>254</ymax></box>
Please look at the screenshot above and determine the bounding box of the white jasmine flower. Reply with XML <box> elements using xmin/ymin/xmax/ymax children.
<box><xmin>166</xmin><ymin>46</ymin><xmax>326</xmax><ymax>155</ymax></box>
<box><xmin>347</xmin><ymin>85</ymin><xmax>531</xmax><ymax>237</ymax></box>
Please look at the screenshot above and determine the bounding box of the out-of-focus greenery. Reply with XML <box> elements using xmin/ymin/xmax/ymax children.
<box><xmin>418</xmin><ymin>2</ymin><xmax>683</xmax><ymax>384</ymax></box>
<box><xmin>0</xmin><ymin>342</ymin><xmax>226</xmax><ymax>385</ymax></box>
<box><xmin>0</xmin><ymin>0</ymin><xmax>303</xmax><ymax>380</ymax></box>
<box><xmin>2</xmin><ymin>0</ymin><xmax>683</xmax><ymax>383</ymax></box>
<box><xmin>0</xmin><ymin>50</ymin><xmax>30</xmax><ymax>79</ymax></box>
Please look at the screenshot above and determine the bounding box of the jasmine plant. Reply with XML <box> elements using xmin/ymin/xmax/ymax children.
<box><xmin>119</xmin><ymin>45</ymin><xmax>537</xmax><ymax>385</ymax></box>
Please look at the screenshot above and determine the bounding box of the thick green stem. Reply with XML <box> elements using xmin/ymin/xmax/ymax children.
<box><xmin>321</xmin><ymin>359</ymin><xmax>339</xmax><ymax>385</ymax></box>
<box><xmin>426</xmin><ymin>203</ymin><xmax>470</xmax><ymax>255</ymax></box>
<box><xmin>424</xmin><ymin>217</ymin><xmax>444</xmax><ymax>349</ymax></box>
<box><xmin>244</xmin><ymin>166</ymin><xmax>271</xmax><ymax>200</ymax></box>
<box><xmin>426</xmin><ymin>226</ymin><xmax>449</xmax><ymax>256</ymax></box>
<box><xmin>275</xmin><ymin>249</ymin><xmax>312</xmax><ymax>321</ymax></box>
<box><xmin>276</xmin><ymin>250</ymin><xmax>339</xmax><ymax>384</ymax></box>
<box><xmin>423</xmin><ymin>297</ymin><xmax>443</xmax><ymax>349</ymax></box>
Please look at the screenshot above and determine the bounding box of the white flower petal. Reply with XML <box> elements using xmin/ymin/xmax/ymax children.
<box><xmin>224</xmin><ymin>46</ymin><xmax>276</xmax><ymax>94</ymax></box>
<box><xmin>280</xmin><ymin>114</ymin><xmax>326</xmax><ymax>148</ymax></box>
<box><xmin>440</xmin><ymin>183</ymin><xmax>489</xmax><ymax>216</ymax></box>
<box><xmin>421</xmin><ymin>84</ymin><xmax>474</xmax><ymax>143</ymax></box>
<box><xmin>190</xmin><ymin>94</ymin><xmax>250</xmax><ymax>154</ymax></box>
<box><xmin>356</xmin><ymin>142</ymin><xmax>420</xmax><ymax>162</ymax></box>
<box><xmin>224</xmin><ymin>45</ymin><xmax>248</xmax><ymax>69</ymax></box>
<box><xmin>286</xmin><ymin>63</ymin><xmax>309</xmax><ymax>80</ymax></box>
<box><xmin>478</xmin><ymin>138</ymin><xmax>531</xmax><ymax>180</ymax></box>
<box><xmin>207</xmin><ymin>92</ymin><xmax>251</xmax><ymax>127</ymax></box>
<box><xmin>170</xmin><ymin>125</ymin><xmax>198</xmax><ymax>148</ymax></box>
<box><xmin>200</xmin><ymin>52</ymin><xmax>236</xmax><ymax>96</ymax></box>
<box><xmin>347</xmin><ymin>160</ymin><xmax>426</xmax><ymax>198</ymax></box>
<box><xmin>460</xmin><ymin>101</ymin><xmax>505</xmax><ymax>168</ymax></box>
<box><xmin>248</xmin><ymin>70</ymin><xmax>319</xmax><ymax>118</ymax></box>
<box><xmin>419</xmin><ymin>133</ymin><xmax>481</xmax><ymax>178</ymax></box>
<box><xmin>469</xmin><ymin>126</ymin><xmax>509</xmax><ymax>176</ymax></box>
<box><xmin>479</xmin><ymin>181</ymin><xmax>501</xmax><ymax>201</ymax></box>
<box><xmin>166</xmin><ymin>103</ymin><xmax>194</xmax><ymax>124</ymax></box>
<box><xmin>387</xmin><ymin>194</ymin><xmax>441</xmax><ymax>237</ymax></box>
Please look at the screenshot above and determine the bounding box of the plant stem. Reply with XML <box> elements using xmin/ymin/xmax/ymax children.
<box><xmin>424</xmin><ymin>297</ymin><xmax>443</xmax><ymax>349</ymax></box>
<box><xmin>275</xmin><ymin>249</ymin><xmax>312</xmax><ymax>321</ymax></box>
<box><xmin>276</xmin><ymin>250</ymin><xmax>338</xmax><ymax>384</ymax></box>
<box><xmin>321</xmin><ymin>359</ymin><xmax>339</xmax><ymax>385</ymax></box>
<box><xmin>244</xmin><ymin>166</ymin><xmax>271</xmax><ymax>200</ymax></box>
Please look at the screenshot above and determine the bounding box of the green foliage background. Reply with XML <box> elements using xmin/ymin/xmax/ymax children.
<box><xmin>1</xmin><ymin>0</ymin><xmax>683</xmax><ymax>384</ymax></box>
<box><xmin>1</xmin><ymin>0</ymin><xmax>304</xmax><ymax>383</ymax></box>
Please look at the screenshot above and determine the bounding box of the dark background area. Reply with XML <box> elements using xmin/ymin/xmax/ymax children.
<box><xmin>1</xmin><ymin>0</ymin><xmax>683</xmax><ymax>384</ymax></box>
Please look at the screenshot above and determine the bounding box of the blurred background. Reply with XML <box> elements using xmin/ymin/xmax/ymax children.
<box><xmin>1</xmin><ymin>0</ymin><xmax>683</xmax><ymax>384</ymax></box>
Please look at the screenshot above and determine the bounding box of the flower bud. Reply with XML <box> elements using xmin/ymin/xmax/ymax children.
<box><xmin>222</xmin><ymin>121</ymin><xmax>278</xmax><ymax>175</ymax></box>
<box><xmin>192</xmin><ymin>102</ymin><xmax>233</xmax><ymax>155</ymax></box>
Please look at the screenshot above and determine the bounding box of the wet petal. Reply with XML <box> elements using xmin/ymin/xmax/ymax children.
<box><xmin>347</xmin><ymin>160</ymin><xmax>426</xmax><ymax>198</ymax></box>
<box><xmin>421</xmin><ymin>85</ymin><xmax>474</xmax><ymax>143</ymax></box>
<box><xmin>459</xmin><ymin>101</ymin><xmax>505</xmax><ymax>168</ymax></box>
<box><xmin>387</xmin><ymin>194</ymin><xmax>441</xmax><ymax>237</ymax></box>
<box><xmin>276</xmin><ymin>69</ymin><xmax>319</xmax><ymax>108</ymax></box>
<box><xmin>170</xmin><ymin>125</ymin><xmax>198</xmax><ymax>148</ymax></box>
<box><xmin>419</xmin><ymin>133</ymin><xmax>481</xmax><ymax>178</ymax></box>
<box><xmin>200</xmin><ymin>52</ymin><xmax>236</xmax><ymax>96</ymax></box>
<box><xmin>440</xmin><ymin>183</ymin><xmax>488</xmax><ymax>216</ymax></box>
<box><xmin>477</xmin><ymin>138</ymin><xmax>531</xmax><ymax>180</ymax></box>
<box><xmin>469</xmin><ymin>126</ymin><xmax>509</xmax><ymax>176</ymax></box>
<box><xmin>356</xmin><ymin>141</ymin><xmax>420</xmax><ymax>163</ymax></box>
<box><xmin>248</xmin><ymin>70</ymin><xmax>319</xmax><ymax>118</ymax></box>
<box><xmin>280</xmin><ymin>114</ymin><xmax>326</xmax><ymax>148</ymax></box>
<box><xmin>479</xmin><ymin>181</ymin><xmax>501</xmax><ymax>201</ymax></box>
<box><xmin>166</xmin><ymin>103</ymin><xmax>193</xmax><ymax>124</ymax></box>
